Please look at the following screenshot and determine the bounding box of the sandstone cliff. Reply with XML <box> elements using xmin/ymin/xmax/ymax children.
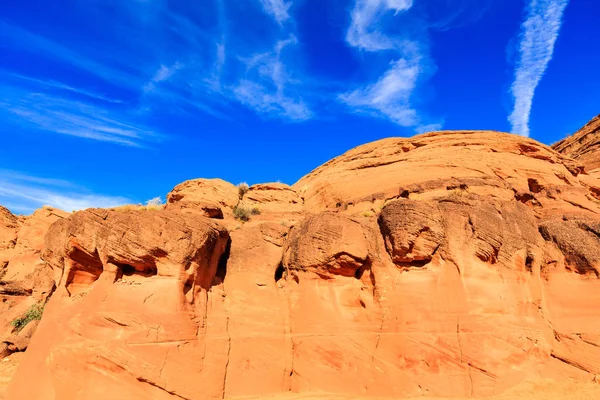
<box><xmin>1</xmin><ymin>128</ymin><xmax>600</xmax><ymax>400</ymax></box>
<box><xmin>0</xmin><ymin>206</ymin><xmax>67</xmax><ymax>395</ymax></box>
<box><xmin>553</xmin><ymin>114</ymin><xmax>600</xmax><ymax>172</ymax></box>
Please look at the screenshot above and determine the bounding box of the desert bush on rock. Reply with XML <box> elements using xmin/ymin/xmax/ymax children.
<box><xmin>233</xmin><ymin>206</ymin><xmax>251</xmax><ymax>222</ymax></box>
<box><xmin>12</xmin><ymin>303</ymin><xmax>44</xmax><ymax>332</ymax></box>
<box><xmin>238</xmin><ymin>182</ymin><xmax>249</xmax><ymax>199</ymax></box>
<box><xmin>146</xmin><ymin>197</ymin><xmax>165</xmax><ymax>209</ymax></box>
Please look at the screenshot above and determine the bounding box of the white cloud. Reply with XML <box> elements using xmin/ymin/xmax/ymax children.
<box><xmin>143</xmin><ymin>62</ymin><xmax>183</xmax><ymax>93</ymax></box>
<box><xmin>0</xmin><ymin>82</ymin><xmax>161</xmax><ymax>147</ymax></box>
<box><xmin>233</xmin><ymin>80</ymin><xmax>311</xmax><ymax>121</ymax></box>
<box><xmin>205</xmin><ymin>41</ymin><xmax>227</xmax><ymax>91</ymax></box>
<box><xmin>258</xmin><ymin>0</ymin><xmax>292</xmax><ymax>25</ymax></box>
<box><xmin>0</xmin><ymin>172</ymin><xmax>133</xmax><ymax>215</ymax></box>
<box><xmin>216</xmin><ymin>43</ymin><xmax>226</xmax><ymax>73</ymax></box>
<box><xmin>342</xmin><ymin>0</ymin><xmax>435</xmax><ymax>130</ymax></box>
<box><xmin>5</xmin><ymin>73</ymin><xmax>124</xmax><ymax>104</ymax></box>
<box><xmin>346</xmin><ymin>0</ymin><xmax>414</xmax><ymax>51</ymax></box>
<box><xmin>0</xmin><ymin>21</ymin><xmax>141</xmax><ymax>90</ymax></box>
<box><xmin>2</xmin><ymin>1</ymin><xmax>312</xmax><ymax>130</ymax></box>
<box><xmin>340</xmin><ymin>58</ymin><xmax>420</xmax><ymax>126</ymax></box>
<box><xmin>509</xmin><ymin>0</ymin><xmax>569</xmax><ymax>137</ymax></box>
<box><xmin>232</xmin><ymin>36</ymin><xmax>311</xmax><ymax>121</ymax></box>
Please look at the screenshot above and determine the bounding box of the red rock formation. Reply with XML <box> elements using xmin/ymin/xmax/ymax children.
<box><xmin>0</xmin><ymin>206</ymin><xmax>67</xmax><ymax>396</ymax></box>
<box><xmin>2</xmin><ymin>129</ymin><xmax>600</xmax><ymax>399</ymax></box>
<box><xmin>6</xmin><ymin>208</ymin><xmax>230</xmax><ymax>400</ymax></box>
<box><xmin>294</xmin><ymin>131</ymin><xmax>590</xmax><ymax>219</ymax></box>
<box><xmin>553</xmin><ymin>114</ymin><xmax>600</xmax><ymax>172</ymax></box>
<box><xmin>0</xmin><ymin>207</ymin><xmax>18</xmax><ymax>261</ymax></box>
<box><xmin>166</xmin><ymin>178</ymin><xmax>239</xmax><ymax>219</ymax></box>
<box><xmin>240</xmin><ymin>183</ymin><xmax>304</xmax><ymax>219</ymax></box>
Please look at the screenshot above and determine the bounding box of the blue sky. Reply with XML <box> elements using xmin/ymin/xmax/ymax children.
<box><xmin>0</xmin><ymin>0</ymin><xmax>598</xmax><ymax>214</ymax></box>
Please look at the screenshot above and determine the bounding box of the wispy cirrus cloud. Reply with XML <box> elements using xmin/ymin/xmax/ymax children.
<box><xmin>0</xmin><ymin>170</ymin><xmax>133</xmax><ymax>215</ymax></box>
<box><xmin>346</xmin><ymin>0</ymin><xmax>414</xmax><ymax>51</ymax></box>
<box><xmin>143</xmin><ymin>62</ymin><xmax>184</xmax><ymax>93</ymax></box>
<box><xmin>1</xmin><ymin>0</ymin><xmax>311</xmax><ymax>135</ymax></box>
<box><xmin>509</xmin><ymin>0</ymin><xmax>570</xmax><ymax>137</ymax></box>
<box><xmin>232</xmin><ymin>35</ymin><xmax>311</xmax><ymax>121</ymax></box>
<box><xmin>0</xmin><ymin>79</ymin><xmax>160</xmax><ymax>147</ymax></box>
<box><xmin>341</xmin><ymin>0</ymin><xmax>434</xmax><ymax>130</ymax></box>
<box><xmin>258</xmin><ymin>0</ymin><xmax>292</xmax><ymax>25</ymax></box>
<box><xmin>340</xmin><ymin>58</ymin><xmax>420</xmax><ymax>126</ymax></box>
<box><xmin>5</xmin><ymin>73</ymin><xmax>124</xmax><ymax>104</ymax></box>
<box><xmin>341</xmin><ymin>0</ymin><xmax>493</xmax><ymax>132</ymax></box>
<box><xmin>0</xmin><ymin>21</ymin><xmax>142</xmax><ymax>90</ymax></box>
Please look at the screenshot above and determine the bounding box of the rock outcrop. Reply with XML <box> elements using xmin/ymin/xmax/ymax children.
<box><xmin>553</xmin><ymin>114</ymin><xmax>600</xmax><ymax>172</ymax></box>
<box><xmin>0</xmin><ymin>206</ymin><xmax>67</xmax><ymax>396</ymax></box>
<box><xmin>240</xmin><ymin>183</ymin><xmax>303</xmax><ymax>215</ymax></box>
<box><xmin>294</xmin><ymin>131</ymin><xmax>591</xmax><ymax>219</ymax></box>
<box><xmin>6</xmin><ymin>208</ymin><xmax>230</xmax><ymax>400</ymax></box>
<box><xmin>3</xmin><ymin>129</ymin><xmax>600</xmax><ymax>399</ymax></box>
<box><xmin>0</xmin><ymin>207</ymin><xmax>18</xmax><ymax>260</ymax></box>
<box><xmin>166</xmin><ymin>178</ymin><xmax>239</xmax><ymax>218</ymax></box>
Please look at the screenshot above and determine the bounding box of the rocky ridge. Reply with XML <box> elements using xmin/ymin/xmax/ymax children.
<box><xmin>553</xmin><ymin>114</ymin><xmax>600</xmax><ymax>172</ymax></box>
<box><xmin>0</xmin><ymin>126</ymin><xmax>599</xmax><ymax>400</ymax></box>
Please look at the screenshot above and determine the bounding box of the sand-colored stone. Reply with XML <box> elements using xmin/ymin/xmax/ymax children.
<box><xmin>294</xmin><ymin>131</ymin><xmax>592</xmax><ymax>219</ymax></box>
<box><xmin>0</xmin><ymin>206</ymin><xmax>67</xmax><ymax>374</ymax></box>
<box><xmin>553</xmin><ymin>114</ymin><xmax>600</xmax><ymax>172</ymax></box>
<box><xmin>241</xmin><ymin>183</ymin><xmax>304</xmax><ymax>218</ymax></box>
<box><xmin>3</xmin><ymin>128</ymin><xmax>600</xmax><ymax>399</ymax></box>
<box><xmin>0</xmin><ymin>207</ymin><xmax>18</xmax><ymax>258</ymax></box>
<box><xmin>166</xmin><ymin>178</ymin><xmax>240</xmax><ymax>218</ymax></box>
<box><xmin>2</xmin><ymin>207</ymin><xmax>68</xmax><ymax>297</ymax></box>
<box><xmin>5</xmin><ymin>208</ymin><xmax>230</xmax><ymax>400</ymax></box>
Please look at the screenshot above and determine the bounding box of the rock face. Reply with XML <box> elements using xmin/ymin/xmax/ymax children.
<box><xmin>0</xmin><ymin>206</ymin><xmax>67</xmax><ymax>397</ymax></box>
<box><xmin>6</xmin><ymin>208</ymin><xmax>230</xmax><ymax>400</ymax></box>
<box><xmin>166</xmin><ymin>178</ymin><xmax>239</xmax><ymax>218</ymax></box>
<box><xmin>294</xmin><ymin>131</ymin><xmax>590</xmax><ymax>219</ymax></box>
<box><xmin>0</xmin><ymin>207</ymin><xmax>18</xmax><ymax>259</ymax></box>
<box><xmin>4</xmin><ymin>129</ymin><xmax>600</xmax><ymax>399</ymax></box>
<box><xmin>241</xmin><ymin>183</ymin><xmax>303</xmax><ymax>216</ymax></box>
<box><xmin>553</xmin><ymin>114</ymin><xmax>600</xmax><ymax>172</ymax></box>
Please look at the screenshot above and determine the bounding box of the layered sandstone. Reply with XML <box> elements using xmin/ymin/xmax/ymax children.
<box><xmin>238</xmin><ymin>183</ymin><xmax>304</xmax><ymax>224</ymax></box>
<box><xmin>553</xmin><ymin>114</ymin><xmax>600</xmax><ymax>172</ymax></box>
<box><xmin>0</xmin><ymin>206</ymin><xmax>67</xmax><ymax>397</ymax></box>
<box><xmin>3</xmin><ymin>129</ymin><xmax>600</xmax><ymax>399</ymax></box>
<box><xmin>166</xmin><ymin>178</ymin><xmax>239</xmax><ymax>218</ymax></box>
<box><xmin>6</xmin><ymin>208</ymin><xmax>230</xmax><ymax>400</ymax></box>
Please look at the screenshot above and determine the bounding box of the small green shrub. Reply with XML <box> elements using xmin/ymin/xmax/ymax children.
<box><xmin>12</xmin><ymin>303</ymin><xmax>45</xmax><ymax>332</ymax></box>
<box><xmin>238</xmin><ymin>183</ymin><xmax>249</xmax><ymax>199</ymax></box>
<box><xmin>447</xmin><ymin>188</ymin><xmax>466</xmax><ymax>201</ymax></box>
<box><xmin>250</xmin><ymin>207</ymin><xmax>261</xmax><ymax>215</ymax></box>
<box><xmin>233</xmin><ymin>206</ymin><xmax>251</xmax><ymax>222</ymax></box>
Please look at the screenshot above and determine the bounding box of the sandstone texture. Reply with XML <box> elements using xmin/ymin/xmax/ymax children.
<box><xmin>554</xmin><ymin>114</ymin><xmax>600</xmax><ymax>172</ymax></box>
<box><xmin>0</xmin><ymin>206</ymin><xmax>67</xmax><ymax>398</ymax></box>
<box><xmin>166</xmin><ymin>178</ymin><xmax>239</xmax><ymax>218</ymax></box>
<box><xmin>7</xmin><ymin>208</ymin><xmax>230</xmax><ymax>400</ymax></box>
<box><xmin>2</xmin><ymin>126</ymin><xmax>600</xmax><ymax>400</ymax></box>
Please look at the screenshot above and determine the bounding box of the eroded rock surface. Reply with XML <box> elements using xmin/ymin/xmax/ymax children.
<box><xmin>166</xmin><ymin>178</ymin><xmax>239</xmax><ymax>218</ymax></box>
<box><xmin>283</xmin><ymin>213</ymin><xmax>374</xmax><ymax>278</ymax></box>
<box><xmin>294</xmin><ymin>131</ymin><xmax>592</xmax><ymax>219</ymax></box>
<box><xmin>3</xmin><ymin>129</ymin><xmax>600</xmax><ymax>399</ymax></box>
<box><xmin>0</xmin><ymin>206</ymin><xmax>67</xmax><ymax>397</ymax></box>
<box><xmin>553</xmin><ymin>114</ymin><xmax>600</xmax><ymax>172</ymax></box>
<box><xmin>6</xmin><ymin>208</ymin><xmax>230</xmax><ymax>400</ymax></box>
<box><xmin>242</xmin><ymin>183</ymin><xmax>303</xmax><ymax>215</ymax></box>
